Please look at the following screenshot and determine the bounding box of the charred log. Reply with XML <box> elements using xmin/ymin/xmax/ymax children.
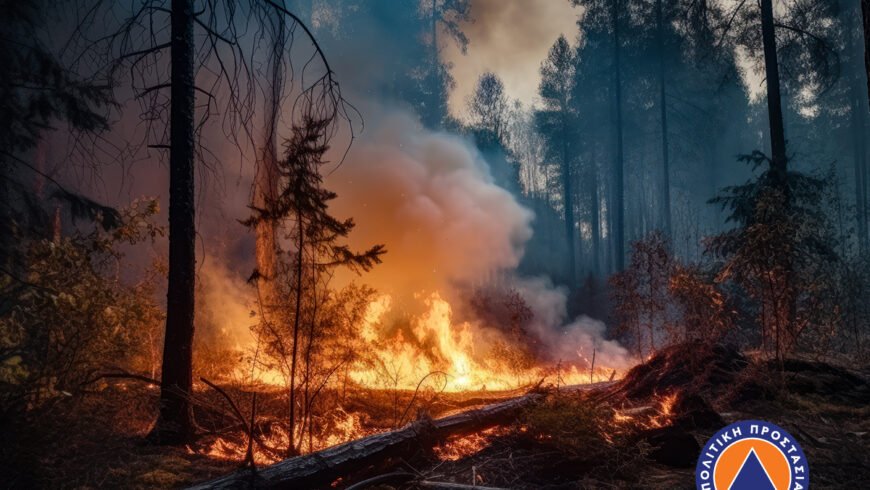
<box><xmin>188</xmin><ymin>393</ymin><xmax>543</xmax><ymax>489</ymax></box>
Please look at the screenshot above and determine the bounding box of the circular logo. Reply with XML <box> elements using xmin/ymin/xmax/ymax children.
<box><xmin>695</xmin><ymin>420</ymin><xmax>809</xmax><ymax>490</ymax></box>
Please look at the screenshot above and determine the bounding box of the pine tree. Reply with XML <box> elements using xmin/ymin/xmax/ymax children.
<box><xmin>244</xmin><ymin>116</ymin><xmax>384</xmax><ymax>456</ymax></box>
<box><xmin>537</xmin><ymin>36</ymin><xmax>579</xmax><ymax>287</ymax></box>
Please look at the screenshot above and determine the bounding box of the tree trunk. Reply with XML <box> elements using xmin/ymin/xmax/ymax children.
<box><xmin>612</xmin><ymin>0</ymin><xmax>626</xmax><ymax>271</ymax></box>
<box><xmin>189</xmin><ymin>392</ymin><xmax>547</xmax><ymax>490</ymax></box>
<box><xmin>288</xmin><ymin>208</ymin><xmax>304</xmax><ymax>456</ymax></box>
<box><xmin>656</xmin><ymin>0</ymin><xmax>671</xmax><ymax>237</ymax></box>
<box><xmin>862</xmin><ymin>0</ymin><xmax>870</xmax><ymax>111</ymax></box>
<box><xmin>760</xmin><ymin>0</ymin><xmax>787</xmax><ymax>181</ymax></box>
<box><xmin>848</xmin><ymin>3</ymin><xmax>869</xmax><ymax>254</ymax></box>
<box><xmin>254</xmin><ymin>7</ymin><xmax>285</xmax><ymax>316</ymax></box>
<box><xmin>562</xmin><ymin>112</ymin><xmax>576</xmax><ymax>289</ymax></box>
<box><xmin>154</xmin><ymin>0</ymin><xmax>197</xmax><ymax>444</ymax></box>
<box><xmin>590</xmin><ymin>153</ymin><xmax>601</xmax><ymax>277</ymax></box>
<box><xmin>760</xmin><ymin>0</ymin><xmax>793</xmax><ymax>355</ymax></box>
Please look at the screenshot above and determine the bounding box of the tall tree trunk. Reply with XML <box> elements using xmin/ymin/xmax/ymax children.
<box><xmin>862</xmin><ymin>0</ymin><xmax>870</xmax><ymax>110</ymax></box>
<box><xmin>611</xmin><ymin>0</ymin><xmax>626</xmax><ymax>271</ymax></box>
<box><xmin>154</xmin><ymin>0</ymin><xmax>197</xmax><ymax>444</ymax></box>
<box><xmin>848</xmin><ymin>3</ymin><xmax>869</xmax><ymax>254</ymax></box>
<box><xmin>562</xmin><ymin>112</ymin><xmax>576</xmax><ymax>289</ymax></box>
<box><xmin>760</xmin><ymin>0</ymin><xmax>792</xmax><ymax>360</ymax></box>
<box><xmin>760</xmin><ymin>0</ymin><xmax>787</xmax><ymax>180</ymax></box>
<box><xmin>590</xmin><ymin>153</ymin><xmax>601</xmax><ymax>277</ymax></box>
<box><xmin>656</xmin><ymin>0</ymin><xmax>671</xmax><ymax>237</ymax></box>
<box><xmin>254</xmin><ymin>6</ymin><xmax>286</xmax><ymax>315</ymax></box>
<box><xmin>288</xmin><ymin>208</ymin><xmax>304</xmax><ymax>456</ymax></box>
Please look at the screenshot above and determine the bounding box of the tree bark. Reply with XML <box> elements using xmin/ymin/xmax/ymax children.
<box><xmin>254</xmin><ymin>6</ymin><xmax>285</xmax><ymax>317</ymax></box>
<box><xmin>611</xmin><ymin>0</ymin><xmax>626</xmax><ymax>271</ymax></box>
<box><xmin>848</xmin><ymin>2</ymin><xmax>869</xmax><ymax>254</ymax></box>
<box><xmin>863</xmin><ymin>0</ymin><xmax>870</xmax><ymax>111</ymax></box>
<box><xmin>656</xmin><ymin>0</ymin><xmax>671</xmax><ymax>237</ymax></box>
<box><xmin>590</xmin><ymin>153</ymin><xmax>601</xmax><ymax>277</ymax></box>
<box><xmin>561</xmin><ymin>111</ymin><xmax>576</xmax><ymax>289</ymax></box>
<box><xmin>288</xmin><ymin>208</ymin><xmax>304</xmax><ymax>456</ymax></box>
<box><xmin>760</xmin><ymin>0</ymin><xmax>793</xmax><ymax>361</ymax></box>
<box><xmin>760</xmin><ymin>0</ymin><xmax>787</xmax><ymax>181</ymax></box>
<box><xmin>154</xmin><ymin>0</ymin><xmax>197</xmax><ymax>444</ymax></box>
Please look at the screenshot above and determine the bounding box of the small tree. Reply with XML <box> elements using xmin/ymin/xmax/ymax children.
<box><xmin>708</xmin><ymin>152</ymin><xmax>839</xmax><ymax>361</ymax></box>
<box><xmin>668</xmin><ymin>263</ymin><xmax>735</xmax><ymax>344</ymax></box>
<box><xmin>609</xmin><ymin>231</ymin><xmax>674</xmax><ymax>358</ymax></box>
<box><xmin>245</xmin><ymin>116</ymin><xmax>384</xmax><ymax>456</ymax></box>
<box><xmin>537</xmin><ymin>35</ymin><xmax>579</xmax><ymax>287</ymax></box>
<box><xmin>467</xmin><ymin>72</ymin><xmax>510</xmax><ymax>146</ymax></box>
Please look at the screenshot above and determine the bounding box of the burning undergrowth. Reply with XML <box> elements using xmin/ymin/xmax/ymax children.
<box><xmin>194</xmin><ymin>112</ymin><xmax>632</xmax><ymax>391</ymax></box>
<box><xmin>408</xmin><ymin>342</ymin><xmax>869</xmax><ymax>489</ymax></box>
<box><xmin>183</xmin><ymin>112</ymin><xmax>634</xmax><ymax>462</ymax></box>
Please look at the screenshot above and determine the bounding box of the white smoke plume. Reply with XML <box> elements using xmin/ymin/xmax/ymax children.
<box><xmin>326</xmin><ymin>110</ymin><xmax>632</xmax><ymax>369</ymax></box>
<box><xmin>513</xmin><ymin>277</ymin><xmax>631</xmax><ymax>369</ymax></box>
<box><xmin>328</xmin><ymin>111</ymin><xmax>533</xmax><ymax>294</ymax></box>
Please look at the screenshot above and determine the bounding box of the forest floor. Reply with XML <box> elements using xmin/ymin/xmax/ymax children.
<box><xmin>0</xmin><ymin>374</ymin><xmax>537</xmax><ymax>488</ymax></box>
<box><xmin>3</xmin><ymin>344</ymin><xmax>869</xmax><ymax>489</ymax></box>
<box><xmin>388</xmin><ymin>344</ymin><xmax>870</xmax><ymax>489</ymax></box>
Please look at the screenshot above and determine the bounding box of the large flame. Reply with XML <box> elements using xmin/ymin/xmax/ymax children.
<box><xmin>215</xmin><ymin>288</ymin><xmax>621</xmax><ymax>393</ymax></box>
<box><xmin>338</xmin><ymin>291</ymin><xmax>615</xmax><ymax>392</ymax></box>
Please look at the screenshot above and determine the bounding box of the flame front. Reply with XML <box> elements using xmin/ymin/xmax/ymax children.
<box><xmin>343</xmin><ymin>291</ymin><xmax>614</xmax><ymax>392</ymax></box>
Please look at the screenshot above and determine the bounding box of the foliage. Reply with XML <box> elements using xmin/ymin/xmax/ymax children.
<box><xmin>468</xmin><ymin>285</ymin><xmax>539</xmax><ymax>385</ymax></box>
<box><xmin>833</xmin><ymin>255</ymin><xmax>870</xmax><ymax>356</ymax></box>
<box><xmin>610</xmin><ymin>230</ymin><xmax>738</xmax><ymax>357</ymax></box>
<box><xmin>0</xmin><ymin>1</ymin><xmax>111</xmax><ymax>156</ymax></box>
<box><xmin>0</xmin><ymin>199</ymin><xmax>164</xmax><ymax>419</ymax></box>
<box><xmin>668</xmin><ymin>263</ymin><xmax>735</xmax><ymax>343</ymax></box>
<box><xmin>707</xmin><ymin>152</ymin><xmax>839</xmax><ymax>360</ymax></box>
<box><xmin>467</xmin><ymin>72</ymin><xmax>510</xmax><ymax>146</ymax></box>
<box><xmin>609</xmin><ymin>231</ymin><xmax>675</xmax><ymax>358</ymax></box>
<box><xmin>0</xmin><ymin>0</ymin><xmax>114</xmax><ymax>279</ymax></box>
<box><xmin>244</xmin><ymin>116</ymin><xmax>384</xmax><ymax>455</ymax></box>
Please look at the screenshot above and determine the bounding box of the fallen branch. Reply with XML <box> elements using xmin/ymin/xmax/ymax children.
<box><xmin>81</xmin><ymin>370</ymin><xmax>161</xmax><ymax>387</ymax></box>
<box><xmin>188</xmin><ymin>392</ymin><xmax>544</xmax><ymax>489</ymax></box>
<box><xmin>419</xmin><ymin>482</ymin><xmax>509</xmax><ymax>490</ymax></box>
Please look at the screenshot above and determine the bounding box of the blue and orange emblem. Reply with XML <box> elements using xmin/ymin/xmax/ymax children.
<box><xmin>696</xmin><ymin>420</ymin><xmax>809</xmax><ymax>489</ymax></box>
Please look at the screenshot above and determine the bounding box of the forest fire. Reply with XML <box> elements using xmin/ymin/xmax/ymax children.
<box><xmin>433</xmin><ymin>426</ymin><xmax>512</xmax><ymax>461</ymax></box>
<box><xmin>217</xmin><ymin>289</ymin><xmax>623</xmax><ymax>394</ymax></box>
<box><xmin>7</xmin><ymin>0</ymin><xmax>870</xmax><ymax>487</ymax></box>
<box><xmin>344</xmin><ymin>292</ymin><xmax>620</xmax><ymax>392</ymax></box>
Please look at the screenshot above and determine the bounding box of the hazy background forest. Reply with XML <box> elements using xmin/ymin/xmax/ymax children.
<box><xmin>2</xmin><ymin>0</ymin><xmax>870</xmax><ymax>487</ymax></box>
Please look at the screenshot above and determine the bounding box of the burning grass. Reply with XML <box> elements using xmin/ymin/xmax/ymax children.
<box><xmin>370</xmin><ymin>342</ymin><xmax>870</xmax><ymax>489</ymax></box>
<box><xmin>6</xmin><ymin>342</ymin><xmax>867</xmax><ymax>489</ymax></box>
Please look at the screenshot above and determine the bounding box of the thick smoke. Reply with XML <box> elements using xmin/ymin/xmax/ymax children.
<box><xmin>328</xmin><ymin>111</ymin><xmax>533</xmax><ymax>293</ymax></box>
<box><xmin>441</xmin><ymin>0</ymin><xmax>581</xmax><ymax>116</ymax></box>
<box><xmin>513</xmin><ymin>277</ymin><xmax>630</xmax><ymax>368</ymax></box>
<box><xmin>327</xmin><ymin>110</ymin><xmax>631</xmax><ymax>368</ymax></box>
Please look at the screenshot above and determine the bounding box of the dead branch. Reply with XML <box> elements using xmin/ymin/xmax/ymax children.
<box><xmin>81</xmin><ymin>371</ymin><xmax>161</xmax><ymax>387</ymax></box>
<box><xmin>419</xmin><ymin>482</ymin><xmax>509</xmax><ymax>490</ymax></box>
<box><xmin>187</xmin><ymin>392</ymin><xmax>545</xmax><ymax>489</ymax></box>
<box><xmin>200</xmin><ymin>377</ymin><xmax>248</xmax><ymax>427</ymax></box>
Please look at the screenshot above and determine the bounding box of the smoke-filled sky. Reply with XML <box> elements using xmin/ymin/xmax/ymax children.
<box><xmin>441</xmin><ymin>0</ymin><xmax>765</xmax><ymax>115</ymax></box>
<box><xmin>328</xmin><ymin>109</ymin><xmax>533</xmax><ymax>295</ymax></box>
<box><xmin>443</xmin><ymin>0</ymin><xmax>582</xmax><ymax>117</ymax></box>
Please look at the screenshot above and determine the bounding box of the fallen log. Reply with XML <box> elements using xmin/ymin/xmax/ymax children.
<box><xmin>418</xmin><ymin>482</ymin><xmax>509</xmax><ymax>490</ymax></box>
<box><xmin>188</xmin><ymin>392</ymin><xmax>544</xmax><ymax>490</ymax></box>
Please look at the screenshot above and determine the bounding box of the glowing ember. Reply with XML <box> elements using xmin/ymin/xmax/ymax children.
<box><xmin>650</xmin><ymin>393</ymin><xmax>678</xmax><ymax>428</ymax></box>
<box><xmin>433</xmin><ymin>426</ymin><xmax>509</xmax><ymax>461</ymax></box>
<box><xmin>201</xmin><ymin>411</ymin><xmax>374</xmax><ymax>464</ymax></box>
